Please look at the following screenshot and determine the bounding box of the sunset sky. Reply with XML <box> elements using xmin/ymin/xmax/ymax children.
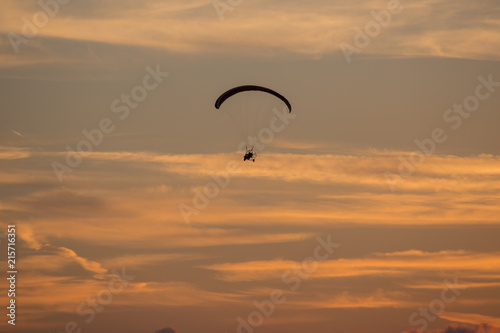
<box><xmin>1</xmin><ymin>0</ymin><xmax>500</xmax><ymax>332</ymax></box>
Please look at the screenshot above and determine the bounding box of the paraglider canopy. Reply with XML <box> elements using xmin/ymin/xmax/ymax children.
<box><xmin>215</xmin><ymin>85</ymin><xmax>292</xmax><ymax>113</ymax></box>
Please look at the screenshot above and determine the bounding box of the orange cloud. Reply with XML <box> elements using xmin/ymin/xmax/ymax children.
<box><xmin>293</xmin><ymin>289</ymin><xmax>415</xmax><ymax>309</ymax></box>
<box><xmin>439</xmin><ymin>312</ymin><xmax>500</xmax><ymax>328</ymax></box>
<box><xmin>1</xmin><ymin>0</ymin><xmax>499</xmax><ymax>62</ymax></box>
<box><xmin>203</xmin><ymin>250</ymin><xmax>500</xmax><ymax>282</ymax></box>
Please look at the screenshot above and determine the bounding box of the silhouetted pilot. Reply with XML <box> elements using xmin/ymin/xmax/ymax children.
<box><xmin>243</xmin><ymin>149</ymin><xmax>256</xmax><ymax>162</ymax></box>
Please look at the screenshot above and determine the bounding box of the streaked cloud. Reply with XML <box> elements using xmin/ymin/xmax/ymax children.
<box><xmin>0</xmin><ymin>146</ymin><xmax>31</xmax><ymax>160</ymax></box>
<box><xmin>1</xmin><ymin>0</ymin><xmax>499</xmax><ymax>64</ymax></box>
<box><xmin>403</xmin><ymin>323</ymin><xmax>500</xmax><ymax>333</ymax></box>
<box><xmin>439</xmin><ymin>313</ymin><xmax>500</xmax><ymax>329</ymax></box>
<box><xmin>20</xmin><ymin>226</ymin><xmax>110</xmax><ymax>278</ymax></box>
<box><xmin>203</xmin><ymin>250</ymin><xmax>500</xmax><ymax>282</ymax></box>
<box><xmin>294</xmin><ymin>289</ymin><xmax>414</xmax><ymax>309</ymax></box>
<box><xmin>2</xmin><ymin>147</ymin><xmax>499</xmax><ymax>236</ymax></box>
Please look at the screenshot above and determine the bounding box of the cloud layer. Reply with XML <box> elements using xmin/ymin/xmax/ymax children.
<box><xmin>1</xmin><ymin>0</ymin><xmax>500</xmax><ymax>66</ymax></box>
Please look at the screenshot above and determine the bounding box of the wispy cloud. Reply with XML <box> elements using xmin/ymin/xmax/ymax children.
<box><xmin>403</xmin><ymin>323</ymin><xmax>500</xmax><ymax>333</ymax></box>
<box><xmin>0</xmin><ymin>146</ymin><xmax>31</xmax><ymax>160</ymax></box>
<box><xmin>203</xmin><ymin>250</ymin><xmax>500</xmax><ymax>282</ymax></box>
<box><xmin>294</xmin><ymin>289</ymin><xmax>414</xmax><ymax>309</ymax></box>
<box><xmin>439</xmin><ymin>312</ymin><xmax>500</xmax><ymax>329</ymax></box>
<box><xmin>2</xmin><ymin>148</ymin><xmax>500</xmax><ymax>234</ymax></box>
<box><xmin>20</xmin><ymin>226</ymin><xmax>109</xmax><ymax>278</ymax></box>
<box><xmin>1</xmin><ymin>0</ymin><xmax>499</xmax><ymax>63</ymax></box>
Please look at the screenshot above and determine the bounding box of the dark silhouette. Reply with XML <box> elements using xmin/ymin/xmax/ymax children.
<box><xmin>155</xmin><ymin>328</ymin><xmax>176</xmax><ymax>333</ymax></box>
<box><xmin>243</xmin><ymin>147</ymin><xmax>256</xmax><ymax>162</ymax></box>
<box><xmin>215</xmin><ymin>85</ymin><xmax>292</xmax><ymax>112</ymax></box>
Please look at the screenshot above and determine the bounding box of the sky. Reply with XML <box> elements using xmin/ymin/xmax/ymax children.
<box><xmin>0</xmin><ymin>0</ymin><xmax>500</xmax><ymax>332</ymax></box>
